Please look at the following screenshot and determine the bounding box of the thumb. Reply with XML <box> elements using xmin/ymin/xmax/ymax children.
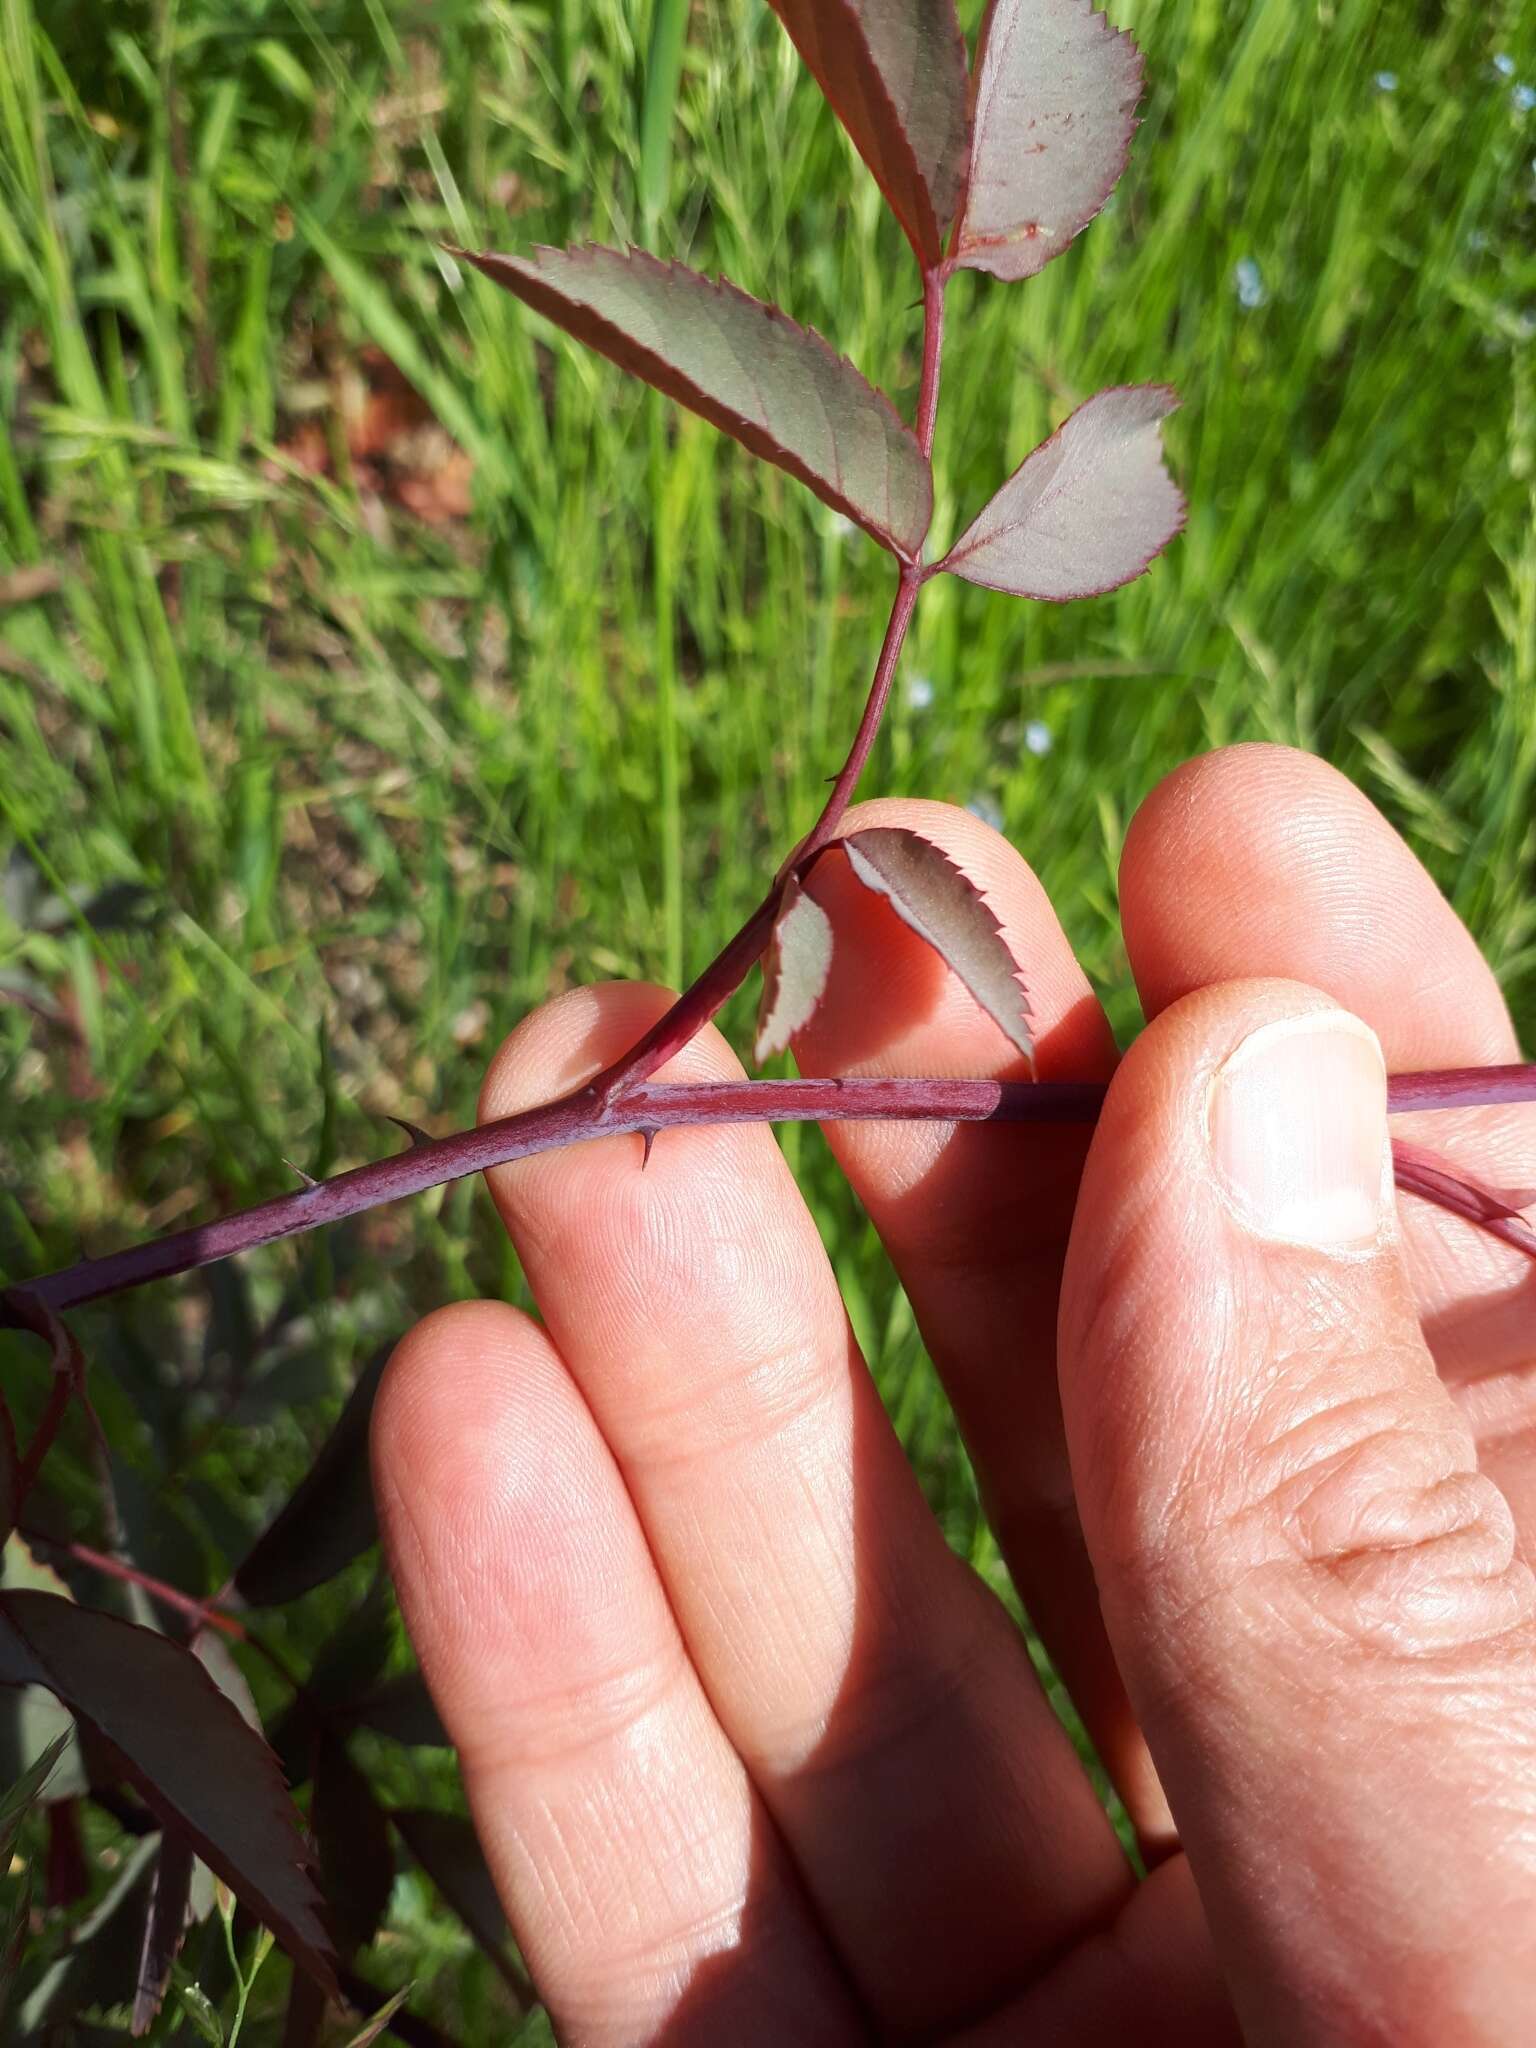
<box><xmin>1059</xmin><ymin>980</ymin><xmax>1536</xmax><ymax>2046</ymax></box>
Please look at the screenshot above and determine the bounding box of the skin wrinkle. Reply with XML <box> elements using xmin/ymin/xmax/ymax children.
<box><xmin>478</xmin><ymin>1711</ymin><xmax>824</xmax><ymax>2038</ymax></box>
<box><xmin>605</xmin><ymin>1329</ymin><xmax>847</xmax><ymax>1484</ymax></box>
<box><xmin>513</xmin><ymin>1801</ymin><xmax>585</xmax><ymax>1956</ymax></box>
<box><xmin>1104</xmin><ymin>1298</ymin><xmax>1536</xmax><ymax>1664</ymax></box>
<box><xmin>509</xmin><ymin>1170</ymin><xmax>850</xmax><ymax>1456</ymax></box>
<box><xmin>668</xmin><ymin>1432</ymin><xmax>863</xmax><ymax>1762</ymax></box>
<box><xmin>479</xmin><ymin>1645</ymin><xmax>698</xmax><ymax>1782</ymax></box>
<box><xmin>1459</xmin><ymin>1356</ymin><xmax>1536</xmax><ymax>1443</ymax></box>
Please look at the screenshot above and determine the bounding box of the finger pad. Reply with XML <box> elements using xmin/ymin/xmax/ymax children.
<box><xmin>1121</xmin><ymin>745</ymin><xmax>1516</xmax><ymax>1065</ymax></box>
<box><xmin>373</xmin><ymin>1303</ymin><xmax>657</xmax><ymax>1696</ymax></box>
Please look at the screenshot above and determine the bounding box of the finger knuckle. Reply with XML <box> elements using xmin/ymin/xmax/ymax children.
<box><xmin>1236</xmin><ymin>1383</ymin><xmax>1536</xmax><ymax>1660</ymax></box>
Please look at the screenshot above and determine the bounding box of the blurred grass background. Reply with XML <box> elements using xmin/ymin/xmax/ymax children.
<box><xmin>1</xmin><ymin>0</ymin><xmax>1534</xmax><ymax>2035</ymax></box>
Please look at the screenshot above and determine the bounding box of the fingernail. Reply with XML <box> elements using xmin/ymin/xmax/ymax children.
<box><xmin>1210</xmin><ymin>1011</ymin><xmax>1390</xmax><ymax>1248</ymax></box>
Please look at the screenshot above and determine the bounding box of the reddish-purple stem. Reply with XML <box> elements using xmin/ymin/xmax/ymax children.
<box><xmin>16</xmin><ymin>1369</ymin><xmax>73</xmax><ymax>1498</ymax></box>
<box><xmin>8</xmin><ymin>1065</ymin><xmax>1535</xmax><ymax>1319</ymax></box>
<box><xmin>801</xmin><ymin>564</ymin><xmax>922</xmax><ymax>858</ymax></box>
<box><xmin>1378</xmin><ymin>1066</ymin><xmax>1536</xmax><ymax>1113</ymax></box>
<box><xmin>20</xmin><ymin>1528</ymin><xmax>247</xmax><ymax>1639</ymax></box>
<box><xmin>588</xmin><ymin>263</ymin><xmax>950</xmax><ymax>1101</ymax></box>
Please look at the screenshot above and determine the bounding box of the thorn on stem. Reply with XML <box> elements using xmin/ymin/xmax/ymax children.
<box><xmin>639</xmin><ymin>1127</ymin><xmax>659</xmax><ymax>1170</ymax></box>
<box><xmin>387</xmin><ymin>1117</ymin><xmax>434</xmax><ymax>1150</ymax></box>
<box><xmin>283</xmin><ymin>1159</ymin><xmax>318</xmax><ymax>1189</ymax></box>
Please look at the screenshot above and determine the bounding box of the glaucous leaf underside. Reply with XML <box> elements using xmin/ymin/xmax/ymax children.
<box><xmin>757</xmin><ymin>829</ymin><xmax>1032</xmax><ymax>1065</ymax></box>
<box><xmin>954</xmin><ymin>0</ymin><xmax>1143</xmax><ymax>281</ymax></box>
<box><xmin>765</xmin><ymin>0</ymin><xmax>970</xmax><ymax>267</ymax></box>
<box><xmin>941</xmin><ymin>384</ymin><xmax>1183</xmax><ymax>600</ymax></box>
<box><xmin>460</xmin><ymin>244</ymin><xmax>933</xmax><ymax>559</ymax></box>
<box><xmin>841</xmin><ymin>828</ymin><xmax>1033</xmax><ymax>1060</ymax></box>
<box><xmin>756</xmin><ymin>878</ymin><xmax>837</xmax><ymax>1061</ymax></box>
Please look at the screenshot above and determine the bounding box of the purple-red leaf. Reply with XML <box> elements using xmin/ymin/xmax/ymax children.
<box><xmin>459</xmin><ymin>245</ymin><xmax>932</xmax><ymax>559</ymax></box>
<box><xmin>953</xmin><ymin>0</ymin><xmax>1142</xmax><ymax>282</ymax></box>
<box><xmin>235</xmin><ymin>1345</ymin><xmax>388</xmax><ymax>1607</ymax></box>
<box><xmin>313</xmin><ymin>1731</ymin><xmax>395</xmax><ymax>1961</ymax></box>
<box><xmin>756</xmin><ymin>876</ymin><xmax>836</xmax><ymax>1062</ymax></box>
<box><xmin>940</xmin><ymin>384</ymin><xmax>1183</xmax><ymax>600</ymax></box>
<box><xmin>839</xmin><ymin>828</ymin><xmax>1032</xmax><ymax>1060</ymax></box>
<box><xmin>131</xmin><ymin>1827</ymin><xmax>195</xmax><ymax>2036</ymax></box>
<box><xmin>281</xmin><ymin>1970</ymin><xmax>329</xmax><ymax>2048</ymax></box>
<box><xmin>392</xmin><ymin>1808</ymin><xmax>530</xmax><ymax>2006</ymax></box>
<box><xmin>343</xmin><ymin>1667</ymin><xmax>449</xmax><ymax>1749</ymax></box>
<box><xmin>0</xmin><ymin>1591</ymin><xmax>336</xmax><ymax>1998</ymax></box>
<box><xmin>764</xmin><ymin>0</ymin><xmax>970</xmax><ymax>266</ymax></box>
<box><xmin>45</xmin><ymin>1796</ymin><xmax>88</xmax><ymax>1905</ymax></box>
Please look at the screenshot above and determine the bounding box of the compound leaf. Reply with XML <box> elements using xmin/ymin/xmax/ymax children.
<box><xmin>460</xmin><ymin>245</ymin><xmax>932</xmax><ymax>559</ymax></box>
<box><xmin>765</xmin><ymin>0</ymin><xmax>970</xmax><ymax>266</ymax></box>
<box><xmin>0</xmin><ymin>1591</ymin><xmax>335</xmax><ymax>1998</ymax></box>
<box><xmin>840</xmin><ymin>828</ymin><xmax>1032</xmax><ymax>1060</ymax></box>
<box><xmin>756</xmin><ymin>877</ymin><xmax>836</xmax><ymax>1062</ymax></box>
<box><xmin>939</xmin><ymin>384</ymin><xmax>1183</xmax><ymax>600</ymax></box>
<box><xmin>954</xmin><ymin>0</ymin><xmax>1143</xmax><ymax>282</ymax></box>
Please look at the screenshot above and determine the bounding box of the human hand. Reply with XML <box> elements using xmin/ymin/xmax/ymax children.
<box><xmin>373</xmin><ymin>744</ymin><xmax>1536</xmax><ymax>2045</ymax></box>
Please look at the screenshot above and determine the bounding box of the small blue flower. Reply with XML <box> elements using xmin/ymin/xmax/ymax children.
<box><xmin>1494</xmin><ymin>53</ymin><xmax>1516</xmax><ymax>78</ymax></box>
<box><xmin>1373</xmin><ymin>70</ymin><xmax>1398</xmax><ymax>92</ymax></box>
<box><xmin>1234</xmin><ymin>257</ymin><xmax>1268</xmax><ymax>310</ymax></box>
<box><xmin>1515</xmin><ymin>82</ymin><xmax>1536</xmax><ymax>113</ymax></box>
<box><xmin>904</xmin><ymin>673</ymin><xmax>935</xmax><ymax>712</ymax></box>
<box><xmin>966</xmin><ymin>793</ymin><xmax>1005</xmax><ymax>833</ymax></box>
<box><xmin>1023</xmin><ymin>720</ymin><xmax>1054</xmax><ymax>757</ymax></box>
